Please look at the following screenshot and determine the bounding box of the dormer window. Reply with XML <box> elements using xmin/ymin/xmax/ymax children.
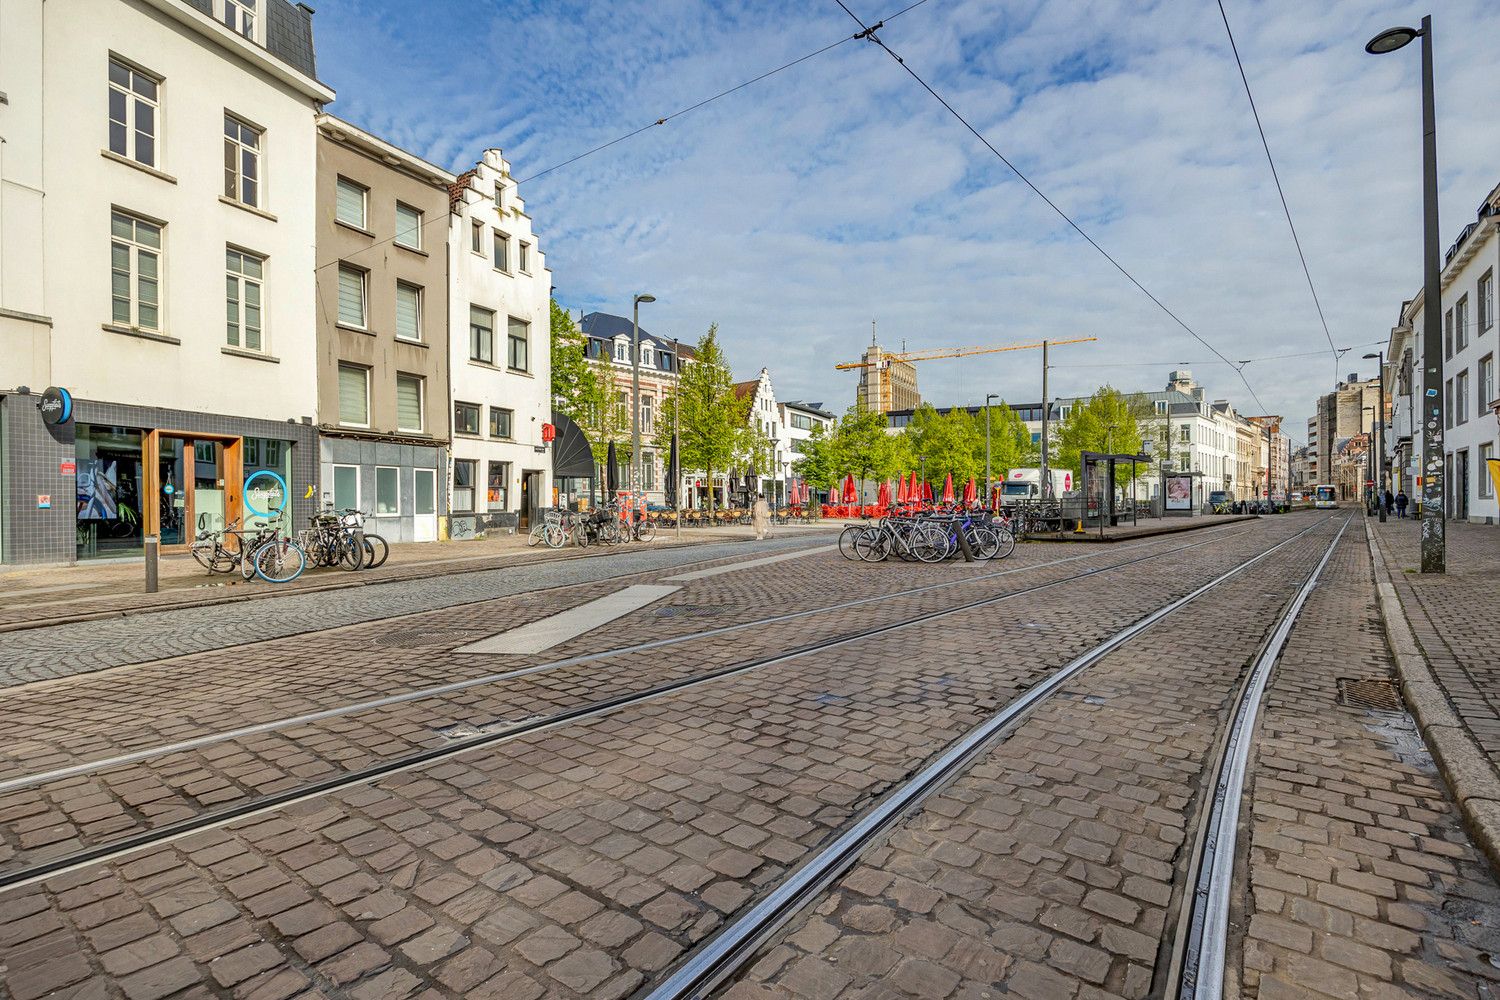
<box><xmin>641</xmin><ymin>346</ymin><xmax>653</xmax><ymax>367</ymax></box>
<box><xmin>614</xmin><ymin>340</ymin><xmax>628</xmax><ymax>362</ymax></box>
<box><xmin>221</xmin><ymin>0</ymin><xmax>257</xmax><ymax>40</ymax></box>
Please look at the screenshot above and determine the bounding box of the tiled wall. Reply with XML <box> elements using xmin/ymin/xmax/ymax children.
<box><xmin>318</xmin><ymin>437</ymin><xmax>446</xmax><ymax>544</ymax></box>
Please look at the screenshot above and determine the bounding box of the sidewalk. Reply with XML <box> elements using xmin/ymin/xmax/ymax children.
<box><xmin>1367</xmin><ymin>515</ymin><xmax>1500</xmax><ymax>871</ymax></box>
<box><xmin>0</xmin><ymin>522</ymin><xmax>835</xmax><ymax>631</ymax></box>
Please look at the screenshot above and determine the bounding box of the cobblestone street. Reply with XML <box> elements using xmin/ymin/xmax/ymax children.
<box><xmin>2</xmin><ymin>513</ymin><xmax>1497</xmax><ymax>1000</ymax></box>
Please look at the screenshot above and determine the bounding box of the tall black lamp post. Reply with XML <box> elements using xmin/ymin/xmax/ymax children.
<box><xmin>1364</xmin><ymin>351</ymin><xmax>1388</xmax><ymax>521</ymax></box>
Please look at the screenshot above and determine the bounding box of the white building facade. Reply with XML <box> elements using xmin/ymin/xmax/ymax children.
<box><xmin>447</xmin><ymin>149</ymin><xmax>553</xmax><ymax>535</ymax></box>
<box><xmin>1384</xmin><ymin>182</ymin><xmax>1500</xmax><ymax>524</ymax></box>
<box><xmin>0</xmin><ymin>0</ymin><xmax>332</xmax><ymax>564</ymax></box>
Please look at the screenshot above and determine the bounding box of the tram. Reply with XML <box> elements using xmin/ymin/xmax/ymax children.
<box><xmin>1313</xmin><ymin>484</ymin><xmax>1338</xmax><ymax>509</ymax></box>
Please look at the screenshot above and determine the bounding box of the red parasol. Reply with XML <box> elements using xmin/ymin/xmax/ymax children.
<box><xmin>963</xmin><ymin>477</ymin><xmax>977</xmax><ymax>504</ymax></box>
<box><xmin>941</xmin><ymin>473</ymin><xmax>955</xmax><ymax>504</ymax></box>
<box><xmin>896</xmin><ymin>475</ymin><xmax>909</xmax><ymax>503</ymax></box>
<box><xmin>877</xmin><ymin>480</ymin><xmax>890</xmax><ymax>507</ymax></box>
<box><xmin>842</xmin><ymin>474</ymin><xmax>857</xmax><ymax>503</ymax></box>
<box><xmin>923</xmin><ymin>480</ymin><xmax>934</xmax><ymax>502</ymax></box>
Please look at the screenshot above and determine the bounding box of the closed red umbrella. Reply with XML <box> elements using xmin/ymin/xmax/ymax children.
<box><xmin>963</xmin><ymin>477</ymin><xmax>977</xmax><ymax>504</ymax></box>
<box><xmin>923</xmin><ymin>480</ymin><xmax>933</xmax><ymax>502</ymax></box>
<box><xmin>842</xmin><ymin>474</ymin><xmax>856</xmax><ymax>503</ymax></box>
<box><xmin>877</xmin><ymin>480</ymin><xmax>890</xmax><ymax>507</ymax></box>
<box><xmin>941</xmin><ymin>473</ymin><xmax>955</xmax><ymax>504</ymax></box>
<box><xmin>896</xmin><ymin>475</ymin><xmax>909</xmax><ymax>503</ymax></box>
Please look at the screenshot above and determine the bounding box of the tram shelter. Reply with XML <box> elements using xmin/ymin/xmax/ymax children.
<box><xmin>1078</xmin><ymin>451</ymin><xmax>1151</xmax><ymax>536</ymax></box>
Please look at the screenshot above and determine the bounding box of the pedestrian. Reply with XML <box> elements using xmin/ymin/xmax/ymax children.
<box><xmin>1384</xmin><ymin>488</ymin><xmax>1395</xmax><ymax>516</ymax></box>
<box><xmin>751</xmin><ymin>492</ymin><xmax>771</xmax><ymax>541</ymax></box>
<box><xmin>1396</xmin><ymin>490</ymin><xmax>1408</xmax><ymax>519</ymax></box>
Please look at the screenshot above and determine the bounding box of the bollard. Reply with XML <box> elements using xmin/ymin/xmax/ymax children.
<box><xmin>954</xmin><ymin>525</ymin><xmax>976</xmax><ymax>563</ymax></box>
<box><xmin>144</xmin><ymin>534</ymin><xmax>159</xmax><ymax>594</ymax></box>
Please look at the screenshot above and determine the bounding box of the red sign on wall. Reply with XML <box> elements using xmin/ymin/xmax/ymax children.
<box><xmin>60</xmin><ymin>461</ymin><xmax>77</xmax><ymax>476</ymax></box>
<box><xmin>541</xmin><ymin>423</ymin><xmax>556</xmax><ymax>444</ymax></box>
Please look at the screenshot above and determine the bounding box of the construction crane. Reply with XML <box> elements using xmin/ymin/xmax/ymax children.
<box><xmin>836</xmin><ymin>335</ymin><xmax>1098</xmax><ymax>414</ymax></box>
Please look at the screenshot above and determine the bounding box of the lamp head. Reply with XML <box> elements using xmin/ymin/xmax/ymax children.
<box><xmin>1362</xmin><ymin>352</ymin><xmax>1380</xmax><ymax>360</ymax></box>
<box><xmin>635</xmin><ymin>293</ymin><xmax>656</xmax><ymax>304</ymax></box>
<box><xmin>1365</xmin><ymin>26</ymin><xmax>1420</xmax><ymax>54</ymax></box>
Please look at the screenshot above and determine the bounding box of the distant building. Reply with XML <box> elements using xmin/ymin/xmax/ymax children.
<box><xmin>856</xmin><ymin>334</ymin><xmax>921</xmax><ymax>414</ymax></box>
<box><xmin>781</xmin><ymin>400</ymin><xmax>837</xmax><ymax>463</ymax></box>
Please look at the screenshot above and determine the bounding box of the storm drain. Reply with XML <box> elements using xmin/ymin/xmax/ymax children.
<box><xmin>374</xmin><ymin>627</ymin><xmax>491</xmax><ymax>649</ymax></box>
<box><xmin>1338</xmin><ymin>677</ymin><xmax>1404</xmax><ymax>713</ymax></box>
<box><xmin>654</xmin><ymin>604</ymin><xmax>724</xmax><ymax>619</ymax></box>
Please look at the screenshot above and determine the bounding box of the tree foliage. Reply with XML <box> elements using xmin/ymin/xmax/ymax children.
<box><xmin>1053</xmin><ymin>387</ymin><xmax>1153</xmax><ymax>478</ymax></box>
<box><xmin>656</xmin><ymin>324</ymin><xmax>751</xmax><ymax>513</ymax></box>
<box><xmin>979</xmin><ymin>403</ymin><xmax>1038</xmax><ymax>478</ymax></box>
<box><xmin>549</xmin><ymin>300</ymin><xmax>599</xmax><ymax>422</ymax></box>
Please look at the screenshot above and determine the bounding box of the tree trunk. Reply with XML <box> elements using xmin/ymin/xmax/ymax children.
<box><xmin>706</xmin><ymin>464</ymin><xmax>715</xmax><ymax>516</ymax></box>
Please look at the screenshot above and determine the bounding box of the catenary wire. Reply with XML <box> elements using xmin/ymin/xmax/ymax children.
<box><xmin>1048</xmin><ymin>340</ymin><xmax>1385</xmax><ymax>369</ymax></box>
<box><xmin>1215</xmin><ymin>0</ymin><xmax>1343</xmax><ymax>386</ymax></box>
<box><xmin>830</xmin><ymin>0</ymin><xmax>1271</xmax><ymax>415</ymax></box>
<box><xmin>312</xmin><ymin>0</ymin><xmax>936</xmax><ymax>274</ymax></box>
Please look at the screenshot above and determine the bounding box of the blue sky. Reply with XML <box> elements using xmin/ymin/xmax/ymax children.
<box><xmin>315</xmin><ymin>0</ymin><xmax>1500</xmax><ymax>438</ymax></box>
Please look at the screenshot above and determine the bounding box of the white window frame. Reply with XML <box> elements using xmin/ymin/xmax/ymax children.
<box><xmin>337</xmin><ymin>363</ymin><xmax>371</xmax><ymax>428</ymax></box>
<box><xmin>519</xmin><ymin>241</ymin><xmax>531</xmax><ymax>273</ymax></box>
<box><xmin>614</xmin><ymin>340</ymin><xmax>628</xmax><ymax>362</ymax></box>
<box><xmin>334</xmin><ymin>177</ymin><xmax>367</xmax><ymax>230</ymax></box>
<box><xmin>219</xmin><ymin>0</ymin><xmax>259</xmax><ymax>41</ymax></box>
<box><xmin>395</xmin><ymin>281</ymin><xmax>422</xmax><ymax>343</ymax></box>
<box><xmin>452</xmin><ymin>459</ymin><xmax>478</xmax><ymax>513</ymax></box>
<box><xmin>110</xmin><ymin>210</ymin><xmax>163</xmax><ymax>332</ymax></box>
<box><xmin>331</xmin><ymin>463</ymin><xmax>361</xmax><ymax>513</ymax></box>
<box><xmin>1456</xmin><ymin>369</ymin><xmax>1470</xmax><ymax>425</ymax></box>
<box><xmin>108</xmin><ymin>57</ymin><xmax>160</xmax><ymax>168</ymax></box>
<box><xmin>1480</xmin><ymin>355</ymin><xmax>1495</xmax><ymax>420</ymax></box>
<box><xmin>471</xmin><ymin>220</ymin><xmax>484</xmax><ymax>254</ymax></box>
<box><xmin>641</xmin><ymin>345</ymin><xmax>652</xmax><ymax>367</ymax></box>
<box><xmin>641</xmin><ymin>395</ymin><xmax>654</xmax><ymax>434</ymax></box>
<box><xmin>336</xmin><ymin>263</ymin><xmax>367</xmax><ymax>330</ymax></box>
<box><xmin>1481</xmin><ymin>443</ymin><xmax>1496</xmax><ymax>499</ymax></box>
<box><xmin>223</xmin><ymin>113</ymin><xmax>262</xmax><ymax>208</ymax></box>
<box><xmin>493</xmin><ymin>231</ymin><xmax>510</xmax><ymax>273</ymax></box>
<box><xmin>507</xmin><ymin>316</ymin><xmax>529</xmax><ymax>372</ymax></box>
<box><xmin>374</xmin><ymin>465</ymin><xmax>401</xmax><ymax>517</ymax></box>
<box><xmin>488</xmin><ymin>407</ymin><xmax>513</xmax><ymax>440</ymax></box>
<box><xmin>470</xmin><ymin>306</ymin><xmax>495</xmax><ymax>364</ymax></box>
<box><xmin>395</xmin><ymin>373</ymin><xmax>425</xmax><ymax>434</ymax></box>
<box><xmin>1457</xmin><ymin>295</ymin><xmax>1470</xmax><ymax>353</ymax></box>
<box><xmin>225</xmin><ymin>246</ymin><xmax>265</xmax><ymax>352</ymax></box>
<box><xmin>394</xmin><ymin>202</ymin><xmax>423</xmax><ymax>250</ymax></box>
<box><xmin>1481</xmin><ymin>269</ymin><xmax>1495</xmax><ymax>335</ymax></box>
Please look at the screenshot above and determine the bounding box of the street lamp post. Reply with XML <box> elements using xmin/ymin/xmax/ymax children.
<box><xmin>984</xmin><ymin>393</ymin><xmax>999</xmax><ymax>503</ymax></box>
<box><xmin>1367</xmin><ymin>17</ymin><xmax>1443</xmax><ymax>571</ymax></box>
<box><xmin>672</xmin><ymin>336</ymin><xmax>682</xmax><ymax>543</ymax></box>
<box><xmin>1363</xmin><ymin>406</ymin><xmax>1377</xmax><ymax>512</ymax></box>
<box><xmin>630</xmin><ymin>293</ymin><xmax>656</xmax><ymax>506</ymax></box>
<box><xmin>1039</xmin><ymin>341</ymin><xmax>1050</xmax><ymax>499</ymax></box>
<box><xmin>1364</xmin><ymin>351</ymin><xmax>1388</xmax><ymax>521</ymax></box>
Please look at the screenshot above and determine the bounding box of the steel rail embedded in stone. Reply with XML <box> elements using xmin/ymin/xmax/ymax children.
<box><xmin>643</xmin><ymin>516</ymin><xmax>1338</xmax><ymax>1000</ymax></box>
<box><xmin>1173</xmin><ymin>515</ymin><xmax>1352</xmax><ymax>1000</ymax></box>
<box><xmin>0</xmin><ymin>523</ymin><xmax>1250</xmax><ymax>795</ymax></box>
<box><xmin>0</xmin><ymin>520</ymin><xmax>1271</xmax><ymax>896</ymax></box>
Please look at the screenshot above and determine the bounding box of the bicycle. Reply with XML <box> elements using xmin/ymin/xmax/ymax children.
<box><xmin>191</xmin><ymin>518</ymin><xmax>279</xmax><ymax>580</ymax></box>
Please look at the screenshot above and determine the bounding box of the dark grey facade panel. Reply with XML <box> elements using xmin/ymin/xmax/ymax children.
<box><xmin>266</xmin><ymin>0</ymin><xmax>317</xmax><ymax>79</ymax></box>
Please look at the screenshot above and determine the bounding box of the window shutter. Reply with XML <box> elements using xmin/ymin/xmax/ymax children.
<box><xmin>396</xmin><ymin>284</ymin><xmax>420</xmax><ymax>340</ymax></box>
<box><xmin>395</xmin><ymin>204</ymin><xmax>421</xmax><ymax>247</ymax></box>
<box><xmin>337</xmin><ymin>266</ymin><xmax>364</xmax><ymax>327</ymax></box>
<box><xmin>336</xmin><ymin>180</ymin><xmax>365</xmax><ymax>227</ymax></box>
<box><xmin>396</xmin><ymin>376</ymin><xmax>422</xmax><ymax>431</ymax></box>
<box><xmin>338</xmin><ymin>365</ymin><xmax>368</xmax><ymax>424</ymax></box>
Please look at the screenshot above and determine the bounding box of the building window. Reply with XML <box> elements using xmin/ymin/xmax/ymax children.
<box><xmin>374</xmin><ymin>466</ymin><xmax>400</xmax><ymax>516</ymax></box>
<box><xmin>110</xmin><ymin>211</ymin><xmax>162</xmax><ymax>331</ymax></box>
<box><xmin>395</xmin><ymin>282</ymin><xmax>422</xmax><ymax>342</ymax></box>
<box><xmin>493</xmin><ymin>232</ymin><xmax>510</xmax><ymax>272</ymax></box>
<box><xmin>108</xmin><ymin>59</ymin><xmax>159</xmax><ymax>168</ymax></box>
<box><xmin>507</xmin><ymin>316</ymin><xmax>529</xmax><ymax>372</ymax></box>
<box><xmin>489</xmin><ymin>407</ymin><xmax>513</xmax><ymax>439</ymax></box>
<box><xmin>396</xmin><ymin>373</ymin><xmax>424</xmax><ymax>433</ymax></box>
<box><xmin>470</xmin><ymin>306</ymin><xmax>494</xmax><ymax>364</ymax></box>
<box><xmin>487</xmin><ymin>461</ymin><xmax>509</xmax><ymax>511</ymax></box>
<box><xmin>615</xmin><ymin>391</ymin><xmax>629</xmax><ymax>424</ymax></box>
<box><xmin>225</xmin><ymin>248</ymin><xmax>264</xmax><ymax>351</ymax></box>
<box><xmin>641</xmin><ymin>395</ymin><xmax>654</xmax><ymax>433</ymax></box>
<box><xmin>338</xmin><ymin>363</ymin><xmax>370</xmax><ymax>427</ymax></box>
<box><xmin>1457</xmin><ymin>296</ymin><xmax>1470</xmax><ymax>353</ymax></box>
<box><xmin>223</xmin><ymin>114</ymin><xmax>261</xmax><ymax>207</ymax></box>
<box><xmin>332</xmin><ymin>464</ymin><xmax>359</xmax><ymax>512</ymax></box>
<box><xmin>221</xmin><ymin>0</ymin><xmax>257</xmax><ymax>39</ymax></box>
<box><xmin>1482</xmin><ymin>270</ymin><xmax>1495</xmax><ymax>335</ymax></box>
<box><xmin>453</xmin><ymin>460</ymin><xmax>477</xmax><ymax>512</ymax></box>
<box><xmin>1446</xmin><ymin>309</ymin><xmax>1454</xmax><ymax>359</ymax></box>
<box><xmin>494</xmin><ymin>184</ymin><xmax>503</xmax><ymax>211</ymax></box>
<box><xmin>643</xmin><ymin>452</ymin><xmax>656</xmax><ymax>490</ymax></box>
<box><xmin>519</xmin><ymin>242</ymin><xmax>531</xmax><ymax>272</ymax></box>
<box><xmin>1445</xmin><ymin>378</ymin><xmax>1454</xmax><ymax>429</ymax></box>
<box><xmin>335</xmin><ymin>177</ymin><xmax>367</xmax><ymax>229</ymax></box>
<box><xmin>641</xmin><ymin>346</ymin><xmax>653</xmax><ymax>367</ymax></box>
<box><xmin>1481</xmin><ymin>443</ymin><xmax>1495</xmax><ymax>499</ymax></box>
<box><xmin>1480</xmin><ymin>355</ymin><xmax>1495</xmax><ymax>419</ymax></box>
<box><xmin>614</xmin><ymin>340</ymin><xmax>628</xmax><ymax>362</ymax></box>
<box><xmin>1456</xmin><ymin>370</ymin><xmax>1470</xmax><ymax>425</ymax></box>
<box><xmin>337</xmin><ymin>264</ymin><xmax>366</xmax><ymax>328</ymax></box>
<box><xmin>454</xmin><ymin>401</ymin><xmax>480</xmax><ymax>436</ymax></box>
<box><xmin>471</xmin><ymin>220</ymin><xmax>484</xmax><ymax>253</ymax></box>
<box><xmin>394</xmin><ymin>203</ymin><xmax>423</xmax><ymax>250</ymax></box>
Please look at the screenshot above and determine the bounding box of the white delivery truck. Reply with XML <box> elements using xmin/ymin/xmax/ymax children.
<box><xmin>998</xmin><ymin>468</ymin><xmax>1073</xmax><ymax>500</ymax></box>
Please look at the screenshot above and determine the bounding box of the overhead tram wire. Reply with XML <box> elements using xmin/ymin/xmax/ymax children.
<box><xmin>1216</xmin><ymin>0</ymin><xmax>1343</xmax><ymax>386</ymax></box>
<box><xmin>829</xmin><ymin>0</ymin><xmax>1271</xmax><ymax>415</ymax></box>
<box><xmin>311</xmin><ymin>0</ymin><xmax>937</xmax><ymax>274</ymax></box>
<box><xmin>1048</xmin><ymin>340</ymin><xmax>1385</xmax><ymax>370</ymax></box>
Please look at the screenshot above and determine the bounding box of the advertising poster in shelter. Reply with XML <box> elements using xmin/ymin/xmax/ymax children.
<box><xmin>1165</xmin><ymin>474</ymin><xmax>1193</xmax><ymax>511</ymax></box>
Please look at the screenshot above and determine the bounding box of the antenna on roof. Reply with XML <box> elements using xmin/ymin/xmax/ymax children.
<box><xmin>871</xmin><ymin>320</ymin><xmax>877</xmax><ymax>346</ymax></box>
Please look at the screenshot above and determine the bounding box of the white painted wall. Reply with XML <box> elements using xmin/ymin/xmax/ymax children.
<box><xmin>39</xmin><ymin>0</ymin><xmax>329</xmax><ymax>419</ymax></box>
<box><xmin>0</xmin><ymin>0</ymin><xmax>51</xmax><ymax>388</ymax></box>
<box><xmin>448</xmin><ymin>149</ymin><xmax>553</xmax><ymax>518</ymax></box>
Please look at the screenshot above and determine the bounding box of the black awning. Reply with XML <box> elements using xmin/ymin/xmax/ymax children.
<box><xmin>551</xmin><ymin>411</ymin><xmax>595</xmax><ymax>479</ymax></box>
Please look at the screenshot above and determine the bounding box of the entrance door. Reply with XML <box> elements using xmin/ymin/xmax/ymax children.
<box><xmin>413</xmin><ymin>469</ymin><xmax>437</xmax><ymax>542</ymax></box>
<box><xmin>153</xmin><ymin>434</ymin><xmax>239</xmax><ymax>549</ymax></box>
<box><xmin>520</xmin><ymin>471</ymin><xmax>542</xmax><ymax>528</ymax></box>
<box><xmin>1457</xmin><ymin>450</ymin><xmax>1470</xmax><ymax>521</ymax></box>
<box><xmin>158</xmin><ymin>437</ymin><xmax>188</xmax><ymax>546</ymax></box>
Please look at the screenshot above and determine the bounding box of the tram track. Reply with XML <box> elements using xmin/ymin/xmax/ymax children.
<box><xmin>641</xmin><ymin>515</ymin><xmax>1351</xmax><ymax>1000</ymax></box>
<box><xmin>0</xmin><ymin>520</ymin><xmax>1291</xmax><ymax>896</ymax></box>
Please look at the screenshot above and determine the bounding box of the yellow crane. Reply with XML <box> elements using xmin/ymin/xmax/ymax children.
<box><xmin>837</xmin><ymin>336</ymin><xmax>1098</xmax><ymax>414</ymax></box>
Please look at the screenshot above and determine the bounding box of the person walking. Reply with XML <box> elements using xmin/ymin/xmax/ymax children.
<box><xmin>1384</xmin><ymin>488</ymin><xmax>1395</xmax><ymax>516</ymax></box>
<box><xmin>1395</xmin><ymin>490</ymin><xmax>1409</xmax><ymax>519</ymax></box>
<box><xmin>751</xmin><ymin>492</ymin><xmax>771</xmax><ymax>541</ymax></box>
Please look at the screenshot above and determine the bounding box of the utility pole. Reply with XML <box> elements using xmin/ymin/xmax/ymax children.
<box><xmin>630</xmin><ymin>293</ymin><xmax>655</xmax><ymax>505</ymax></box>
<box><xmin>1039</xmin><ymin>340</ymin><xmax>1050</xmax><ymax>499</ymax></box>
<box><xmin>673</xmin><ymin>336</ymin><xmax>682</xmax><ymax>543</ymax></box>
<box><xmin>985</xmin><ymin>393</ymin><xmax>999</xmax><ymax>504</ymax></box>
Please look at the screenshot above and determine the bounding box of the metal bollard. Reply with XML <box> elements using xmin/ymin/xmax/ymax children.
<box><xmin>954</xmin><ymin>526</ymin><xmax>976</xmax><ymax>563</ymax></box>
<box><xmin>144</xmin><ymin>534</ymin><xmax>159</xmax><ymax>594</ymax></box>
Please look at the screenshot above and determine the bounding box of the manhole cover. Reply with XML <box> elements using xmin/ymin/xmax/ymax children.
<box><xmin>374</xmin><ymin>627</ymin><xmax>490</xmax><ymax>649</ymax></box>
<box><xmin>654</xmin><ymin>605</ymin><xmax>723</xmax><ymax>618</ymax></box>
<box><xmin>1338</xmin><ymin>677</ymin><xmax>1403</xmax><ymax>712</ymax></box>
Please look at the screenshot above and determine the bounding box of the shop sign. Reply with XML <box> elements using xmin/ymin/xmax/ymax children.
<box><xmin>59</xmin><ymin>460</ymin><xmax>76</xmax><ymax>476</ymax></box>
<box><xmin>38</xmin><ymin>386</ymin><xmax>73</xmax><ymax>425</ymax></box>
<box><xmin>37</xmin><ymin>495</ymin><xmax>51</xmax><ymax>509</ymax></box>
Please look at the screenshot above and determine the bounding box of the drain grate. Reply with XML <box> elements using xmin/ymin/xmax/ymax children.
<box><xmin>1338</xmin><ymin>677</ymin><xmax>1404</xmax><ymax>712</ymax></box>
<box><xmin>374</xmin><ymin>627</ymin><xmax>491</xmax><ymax>649</ymax></box>
<box><xmin>654</xmin><ymin>605</ymin><xmax>724</xmax><ymax>619</ymax></box>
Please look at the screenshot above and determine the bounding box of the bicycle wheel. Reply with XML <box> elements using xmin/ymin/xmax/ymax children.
<box><xmin>363</xmin><ymin>533</ymin><xmax>390</xmax><ymax>569</ymax></box>
<box><xmin>969</xmin><ymin>527</ymin><xmax>1000</xmax><ymax>561</ymax></box>
<box><xmin>571</xmin><ymin>525</ymin><xmax>590</xmax><ymax>548</ymax></box>
<box><xmin>852</xmin><ymin>527</ymin><xmax>888</xmax><ymax>562</ymax></box>
<box><xmin>240</xmin><ymin>541</ymin><xmax>262</xmax><ymax>581</ymax></box>
<box><xmin>838</xmin><ymin>525</ymin><xmax>865</xmax><ymax>561</ymax></box>
<box><xmin>255</xmin><ymin>539</ymin><xmax>306</xmax><ymax>583</ymax></box>
<box><xmin>527</xmin><ymin>522</ymin><xmax>547</xmax><ymax>547</ymax></box>
<box><xmin>338</xmin><ymin>533</ymin><xmax>365</xmax><ymax>570</ymax></box>
<box><xmin>543</xmin><ymin>524</ymin><xmax>566</xmax><ymax>549</ymax></box>
<box><xmin>910</xmin><ymin>524</ymin><xmax>950</xmax><ymax>563</ymax></box>
<box><xmin>191</xmin><ymin>541</ymin><xmax>235</xmax><ymax>574</ymax></box>
<box><xmin>991</xmin><ymin>527</ymin><xmax>1016</xmax><ymax>560</ymax></box>
<box><xmin>635</xmin><ymin>521</ymin><xmax>657</xmax><ymax>542</ymax></box>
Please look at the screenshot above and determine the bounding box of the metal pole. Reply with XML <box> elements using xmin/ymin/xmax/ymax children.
<box><xmin>673</xmin><ymin>337</ymin><xmax>682</xmax><ymax>543</ymax></box>
<box><xmin>1039</xmin><ymin>341</ymin><xmax>1050</xmax><ymax>500</ymax></box>
<box><xmin>1418</xmin><ymin>16</ymin><xmax>1444</xmax><ymax>570</ymax></box>
<box><xmin>1377</xmin><ymin>350</ymin><xmax>1388</xmax><ymax>521</ymax></box>
<box><xmin>144</xmin><ymin>534</ymin><xmax>159</xmax><ymax>593</ymax></box>
<box><xmin>985</xmin><ymin>393</ymin><xmax>998</xmax><ymax>503</ymax></box>
<box><xmin>631</xmin><ymin>300</ymin><xmax>642</xmax><ymax>505</ymax></box>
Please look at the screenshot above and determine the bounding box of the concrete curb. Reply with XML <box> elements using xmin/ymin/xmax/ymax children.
<box><xmin>1028</xmin><ymin>513</ymin><xmax>1259</xmax><ymax>543</ymax></box>
<box><xmin>1364</xmin><ymin>520</ymin><xmax>1500</xmax><ymax>876</ymax></box>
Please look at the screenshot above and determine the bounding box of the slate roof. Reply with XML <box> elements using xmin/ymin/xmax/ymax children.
<box><xmin>182</xmin><ymin>0</ymin><xmax>318</xmax><ymax>79</ymax></box>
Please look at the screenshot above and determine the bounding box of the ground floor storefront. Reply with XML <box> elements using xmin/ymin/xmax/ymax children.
<box><xmin>0</xmin><ymin>391</ymin><xmax>315</xmax><ymax>565</ymax></box>
<box><xmin>448</xmin><ymin>439</ymin><xmax>551</xmax><ymax>537</ymax></box>
<box><xmin>320</xmin><ymin>436</ymin><xmax>446</xmax><ymax>544</ymax></box>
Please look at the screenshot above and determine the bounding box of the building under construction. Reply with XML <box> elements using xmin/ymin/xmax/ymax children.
<box><xmin>854</xmin><ymin>335</ymin><xmax>921</xmax><ymax>414</ymax></box>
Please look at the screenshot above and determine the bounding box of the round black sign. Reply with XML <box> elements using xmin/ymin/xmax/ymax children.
<box><xmin>38</xmin><ymin>387</ymin><xmax>73</xmax><ymax>425</ymax></box>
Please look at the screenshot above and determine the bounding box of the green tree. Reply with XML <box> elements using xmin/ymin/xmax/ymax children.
<box><xmin>975</xmin><ymin>403</ymin><xmax>1037</xmax><ymax>481</ymax></box>
<box><xmin>835</xmin><ymin>406</ymin><xmax>905</xmax><ymax>496</ymax></box>
<box><xmin>792</xmin><ymin>422</ymin><xmax>843</xmax><ymax>491</ymax></box>
<box><xmin>657</xmin><ymin>324</ymin><xmax>750</xmax><ymax>514</ymax></box>
<box><xmin>549</xmin><ymin>300</ymin><xmax>599</xmax><ymax>421</ymax></box>
<box><xmin>903</xmin><ymin>404</ymin><xmax>982</xmax><ymax>485</ymax></box>
<box><xmin>1054</xmin><ymin>387</ymin><xmax>1151</xmax><ymax>478</ymax></box>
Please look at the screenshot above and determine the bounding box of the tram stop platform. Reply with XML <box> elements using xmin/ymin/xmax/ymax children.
<box><xmin>1027</xmin><ymin>513</ymin><xmax>1259</xmax><ymax>542</ymax></box>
